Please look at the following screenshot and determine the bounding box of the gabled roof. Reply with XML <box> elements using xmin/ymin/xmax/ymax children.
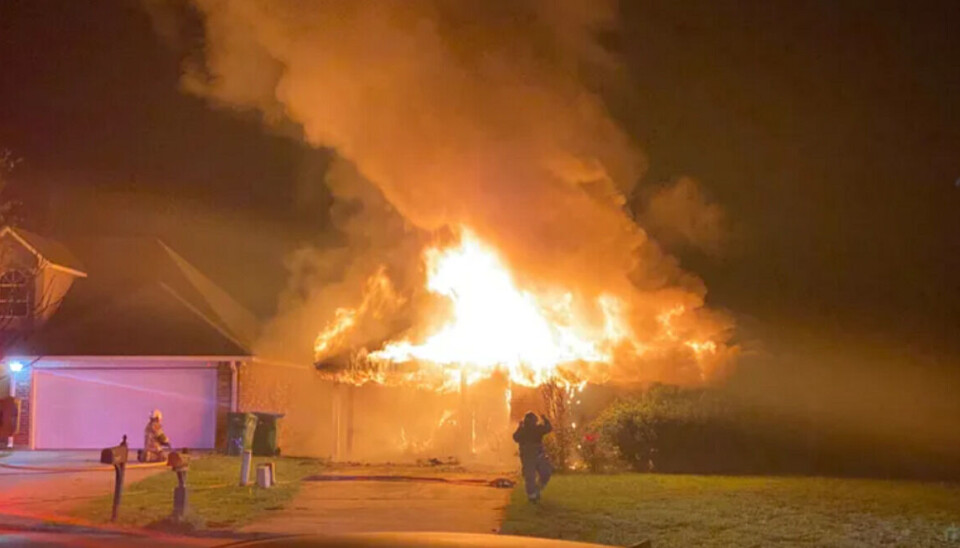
<box><xmin>11</xmin><ymin>236</ymin><xmax>259</xmax><ymax>358</ymax></box>
<box><xmin>0</xmin><ymin>226</ymin><xmax>87</xmax><ymax>277</ymax></box>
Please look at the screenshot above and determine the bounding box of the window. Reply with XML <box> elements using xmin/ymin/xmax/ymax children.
<box><xmin>0</xmin><ymin>270</ymin><xmax>31</xmax><ymax>318</ymax></box>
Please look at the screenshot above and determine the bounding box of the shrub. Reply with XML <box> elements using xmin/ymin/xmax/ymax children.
<box><xmin>579</xmin><ymin>430</ymin><xmax>620</xmax><ymax>473</ymax></box>
<box><xmin>590</xmin><ymin>383</ymin><xmax>960</xmax><ymax>480</ymax></box>
<box><xmin>542</xmin><ymin>433</ymin><xmax>565</xmax><ymax>472</ymax></box>
<box><xmin>541</xmin><ymin>381</ymin><xmax>575</xmax><ymax>471</ymax></box>
<box><xmin>591</xmin><ymin>395</ymin><xmax>656</xmax><ymax>472</ymax></box>
<box><xmin>592</xmin><ymin>384</ymin><xmax>734</xmax><ymax>473</ymax></box>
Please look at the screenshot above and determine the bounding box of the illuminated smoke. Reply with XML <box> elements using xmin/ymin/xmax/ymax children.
<box><xmin>639</xmin><ymin>177</ymin><xmax>727</xmax><ymax>256</ymax></box>
<box><xmin>180</xmin><ymin>0</ymin><xmax>737</xmax><ymax>386</ymax></box>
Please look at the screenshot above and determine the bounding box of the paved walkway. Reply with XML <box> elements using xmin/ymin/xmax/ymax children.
<box><xmin>0</xmin><ymin>451</ymin><xmax>166</xmax><ymax>518</ymax></box>
<box><xmin>242</xmin><ymin>464</ymin><xmax>516</xmax><ymax>536</ymax></box>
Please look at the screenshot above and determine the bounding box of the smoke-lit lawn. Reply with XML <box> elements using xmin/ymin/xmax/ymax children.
<box><xmin>500</xmin><ymin>474</ymin><xmax>960</xmax><ymax>547</ymax></box>
<box><xmin>69</xmin><ymin>455</ymin><xmax>326</xmax><ymax>530</ymax></box>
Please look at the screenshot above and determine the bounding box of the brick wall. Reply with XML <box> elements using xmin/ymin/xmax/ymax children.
<box><xmin>215</xmin><ymin>361</ymin><xmax>234</xmax><ymax>451</ymax></box>
<box><xmin>12</xmin><ymin>371</ymin><xmax>31</xmax><ymax>447</ymax></box>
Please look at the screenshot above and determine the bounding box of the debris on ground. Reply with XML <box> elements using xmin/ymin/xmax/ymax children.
<box><xmin>416</xmin><ymin>456</ymin><xmax>460</xmax><ymax>467</ymax></box>
<box><xmin>303</xmin><ymin>474</ymin><xmax>514</xmax><ymax>489</ymax></box>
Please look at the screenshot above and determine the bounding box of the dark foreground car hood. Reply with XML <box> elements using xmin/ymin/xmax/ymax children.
<box><xmin>0</xmin><ymin>531</ymin><xmax>609</xmax><ymax>548</ymax></box>
<box><xmin>224</xmin><ymin>532</ymin><xmax>607</xmax><ymax>548</ymax></box>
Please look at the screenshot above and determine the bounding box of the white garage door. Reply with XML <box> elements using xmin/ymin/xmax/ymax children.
<box><xmin>34</xmin><ymin>367</ymin><xmax>218</xmax><ymax>449</ymax></box>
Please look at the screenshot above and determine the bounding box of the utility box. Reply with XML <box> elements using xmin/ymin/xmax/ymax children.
<box><xmin>251</xmin><ymin>412</ymin><xmax>284</xmax><ymax>456</ymax></box>
<box><xmin>255</xmin><ymin>463</ymin><xmax>274</xmax><ymax>488</ymax></box>
<box><xmin>225</xmin><ymin>412</ymin><xmax>258</xmax><ymax>456</ymax></box>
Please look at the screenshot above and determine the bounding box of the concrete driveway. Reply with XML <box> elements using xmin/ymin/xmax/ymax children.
<box><xmin>0</xmin><ymin>451</ymin><xmax>166</xmax><ymax>518</ymax></box>
<box><xmin>242</xmin><ymin>464</ymin><xmax>516</xmax><ymax>536</ymax></box>
<box><xmin>2</xmin><ymin>453</ymin><xmax>517</xmax><ymax>538</ymax></box>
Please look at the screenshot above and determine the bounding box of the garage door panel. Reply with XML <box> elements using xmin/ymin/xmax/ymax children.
<box><xmin>35</xmin><ymin>368</ymin><xmax>217</xmax><ymax>449</ymax></box>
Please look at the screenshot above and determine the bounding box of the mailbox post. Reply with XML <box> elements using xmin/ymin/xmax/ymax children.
<box><xmin>100</xmin><ymin>435</ymin><xmax>129</xmax><ymax>522</ymax></box>
<box><xmin>167</xmin><ymin>451</ymin><xmax>190</xmax><ymax>521</ymax></box>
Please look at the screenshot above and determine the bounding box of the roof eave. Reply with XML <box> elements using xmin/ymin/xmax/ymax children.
<box><xmin>0</xmin><ymin>227</ymin><xmax>88</xmax><ymax>277</ymax></box>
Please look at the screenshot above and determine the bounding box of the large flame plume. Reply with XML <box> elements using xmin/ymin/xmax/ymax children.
<box><xmin>314</xmin><ymin>225</ymin><xmax>731</xmax><ymax>391</ymax></box>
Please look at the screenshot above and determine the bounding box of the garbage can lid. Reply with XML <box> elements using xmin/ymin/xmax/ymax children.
<box><xmin>251</xmin><ymin>411</ymin><xmax>285</xmax><ymax>418</ymax></box>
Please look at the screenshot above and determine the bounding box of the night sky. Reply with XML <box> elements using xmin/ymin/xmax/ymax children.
<box><xmin>1</xmin><ymin>2</ymin><xmax>958</xmax><ymax>440</ymax></box>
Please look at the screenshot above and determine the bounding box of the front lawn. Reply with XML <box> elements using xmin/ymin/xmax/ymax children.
<box><xmin>501</xmin><ymin>474</ymin><xmax>960</xmax><ymax>547</ymax></box>
<box><xmin>69</xmin><ymin>454</ymin><xmax>326</xmax><ymax>530</ymax></box>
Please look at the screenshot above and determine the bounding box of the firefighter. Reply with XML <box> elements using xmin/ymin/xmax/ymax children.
<box><xmin>512</xmin><ymin>411</ymin><xmax>553</xmax><ymax>503</ymax></box>
<box><xmin>141</xmin><ymin>409</ymin><xmax>171</xmax><ymax>463</ymax></box>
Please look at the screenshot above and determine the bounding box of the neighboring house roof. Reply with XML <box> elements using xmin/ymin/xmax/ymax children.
<box><xmin>11</xmin><ymin>236</ymin><xmax>259</xmax><ymax>357</ymax></box>
<box><xmin>0</xmin><ymin>226</ymin><xmax>87</xmax><ymax>277</ymax></box>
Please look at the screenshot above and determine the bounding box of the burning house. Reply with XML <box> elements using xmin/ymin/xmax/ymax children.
<box><xmin>305</xmin><ymin>224</ymin><xmax>734</xmax><ymax>463</ymax></box>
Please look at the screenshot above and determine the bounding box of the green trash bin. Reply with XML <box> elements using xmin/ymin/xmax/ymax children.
<box><xmin>251</xmin><ymin>412</ymin><xmax>284</xmax><ymax>456</ymax></box>
<box><xmin>226</xmin><ymin>412</ymin><xmax>258</xmax><ymax>456</ymax></box>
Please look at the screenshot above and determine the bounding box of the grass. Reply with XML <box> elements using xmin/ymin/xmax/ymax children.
<box><xmin>68</xmin><ymin>454</ymin><xmax>326</xmax><ymax>531</ymax></box>
<box><xmin>500</xmin><ymin>473</ymin><xmax>960</xmax><ymax>547</ymax></box>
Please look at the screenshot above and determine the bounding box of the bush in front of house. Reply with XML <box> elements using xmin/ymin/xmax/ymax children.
<box><xmin>591</xmin><ymin>384</ymin><xmax>750</xmax><ymax>474</ymax></box>
<box><xmin>588</xmin><ymin>383</ymin><xmax>960</xmax><ymax>479</ymax></box>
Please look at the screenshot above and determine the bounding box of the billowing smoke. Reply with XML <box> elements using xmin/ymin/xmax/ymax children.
<box><xmin>255</xmin><ymin>157</ymin><xmax>426</xmax><ymax>364</ymax></box>
<box><xmin>179</xmin><ymin>0</ymin><xmax>736</xmax><ymax>385</ymax></box>
<box><xmin>639</xmin><ymin>177</ymin><xmax>727</xmax><ymax>256</ymax></box>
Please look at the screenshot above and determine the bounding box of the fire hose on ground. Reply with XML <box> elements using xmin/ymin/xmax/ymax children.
<box><xmin>302</xmin><ymin>473</ymin><xmax>516</xmax><ymax>488</ymax></box>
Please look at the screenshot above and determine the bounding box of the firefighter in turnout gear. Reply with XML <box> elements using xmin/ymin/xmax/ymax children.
<box><xmin>140</xmin><ymin>409</ymin><xmax>171</xmax><ymax>462</ymax></box>
<box><xmin>513</xmin><ymin>411</ymin><xmax>553</xmax><ymax>503</ymax></box>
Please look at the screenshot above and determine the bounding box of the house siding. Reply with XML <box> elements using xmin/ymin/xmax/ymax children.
<box><xmin>0</xmin><ymin>238</ymin><xmax>40</xmax><ymax>333</ymax></box>
<box><xmin>36</xmin><ymin>265</ymin><xmax>77</xmax><ymax>322</ymax></box>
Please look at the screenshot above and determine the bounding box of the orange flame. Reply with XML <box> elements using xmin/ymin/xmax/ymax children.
<box><xmin>315</xmin><ymin>227</ymin><xmax>728</xmax><ymax>391</ymax></box>
<box><xmin>369</xmin><ymin>229</ymin><xmax>629</xmax><ymax>388</ymax></box>
<box><xmin>314</xmin><ymin>266</ymin><xmax>404</xmax><ymax>357</ymax></box>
